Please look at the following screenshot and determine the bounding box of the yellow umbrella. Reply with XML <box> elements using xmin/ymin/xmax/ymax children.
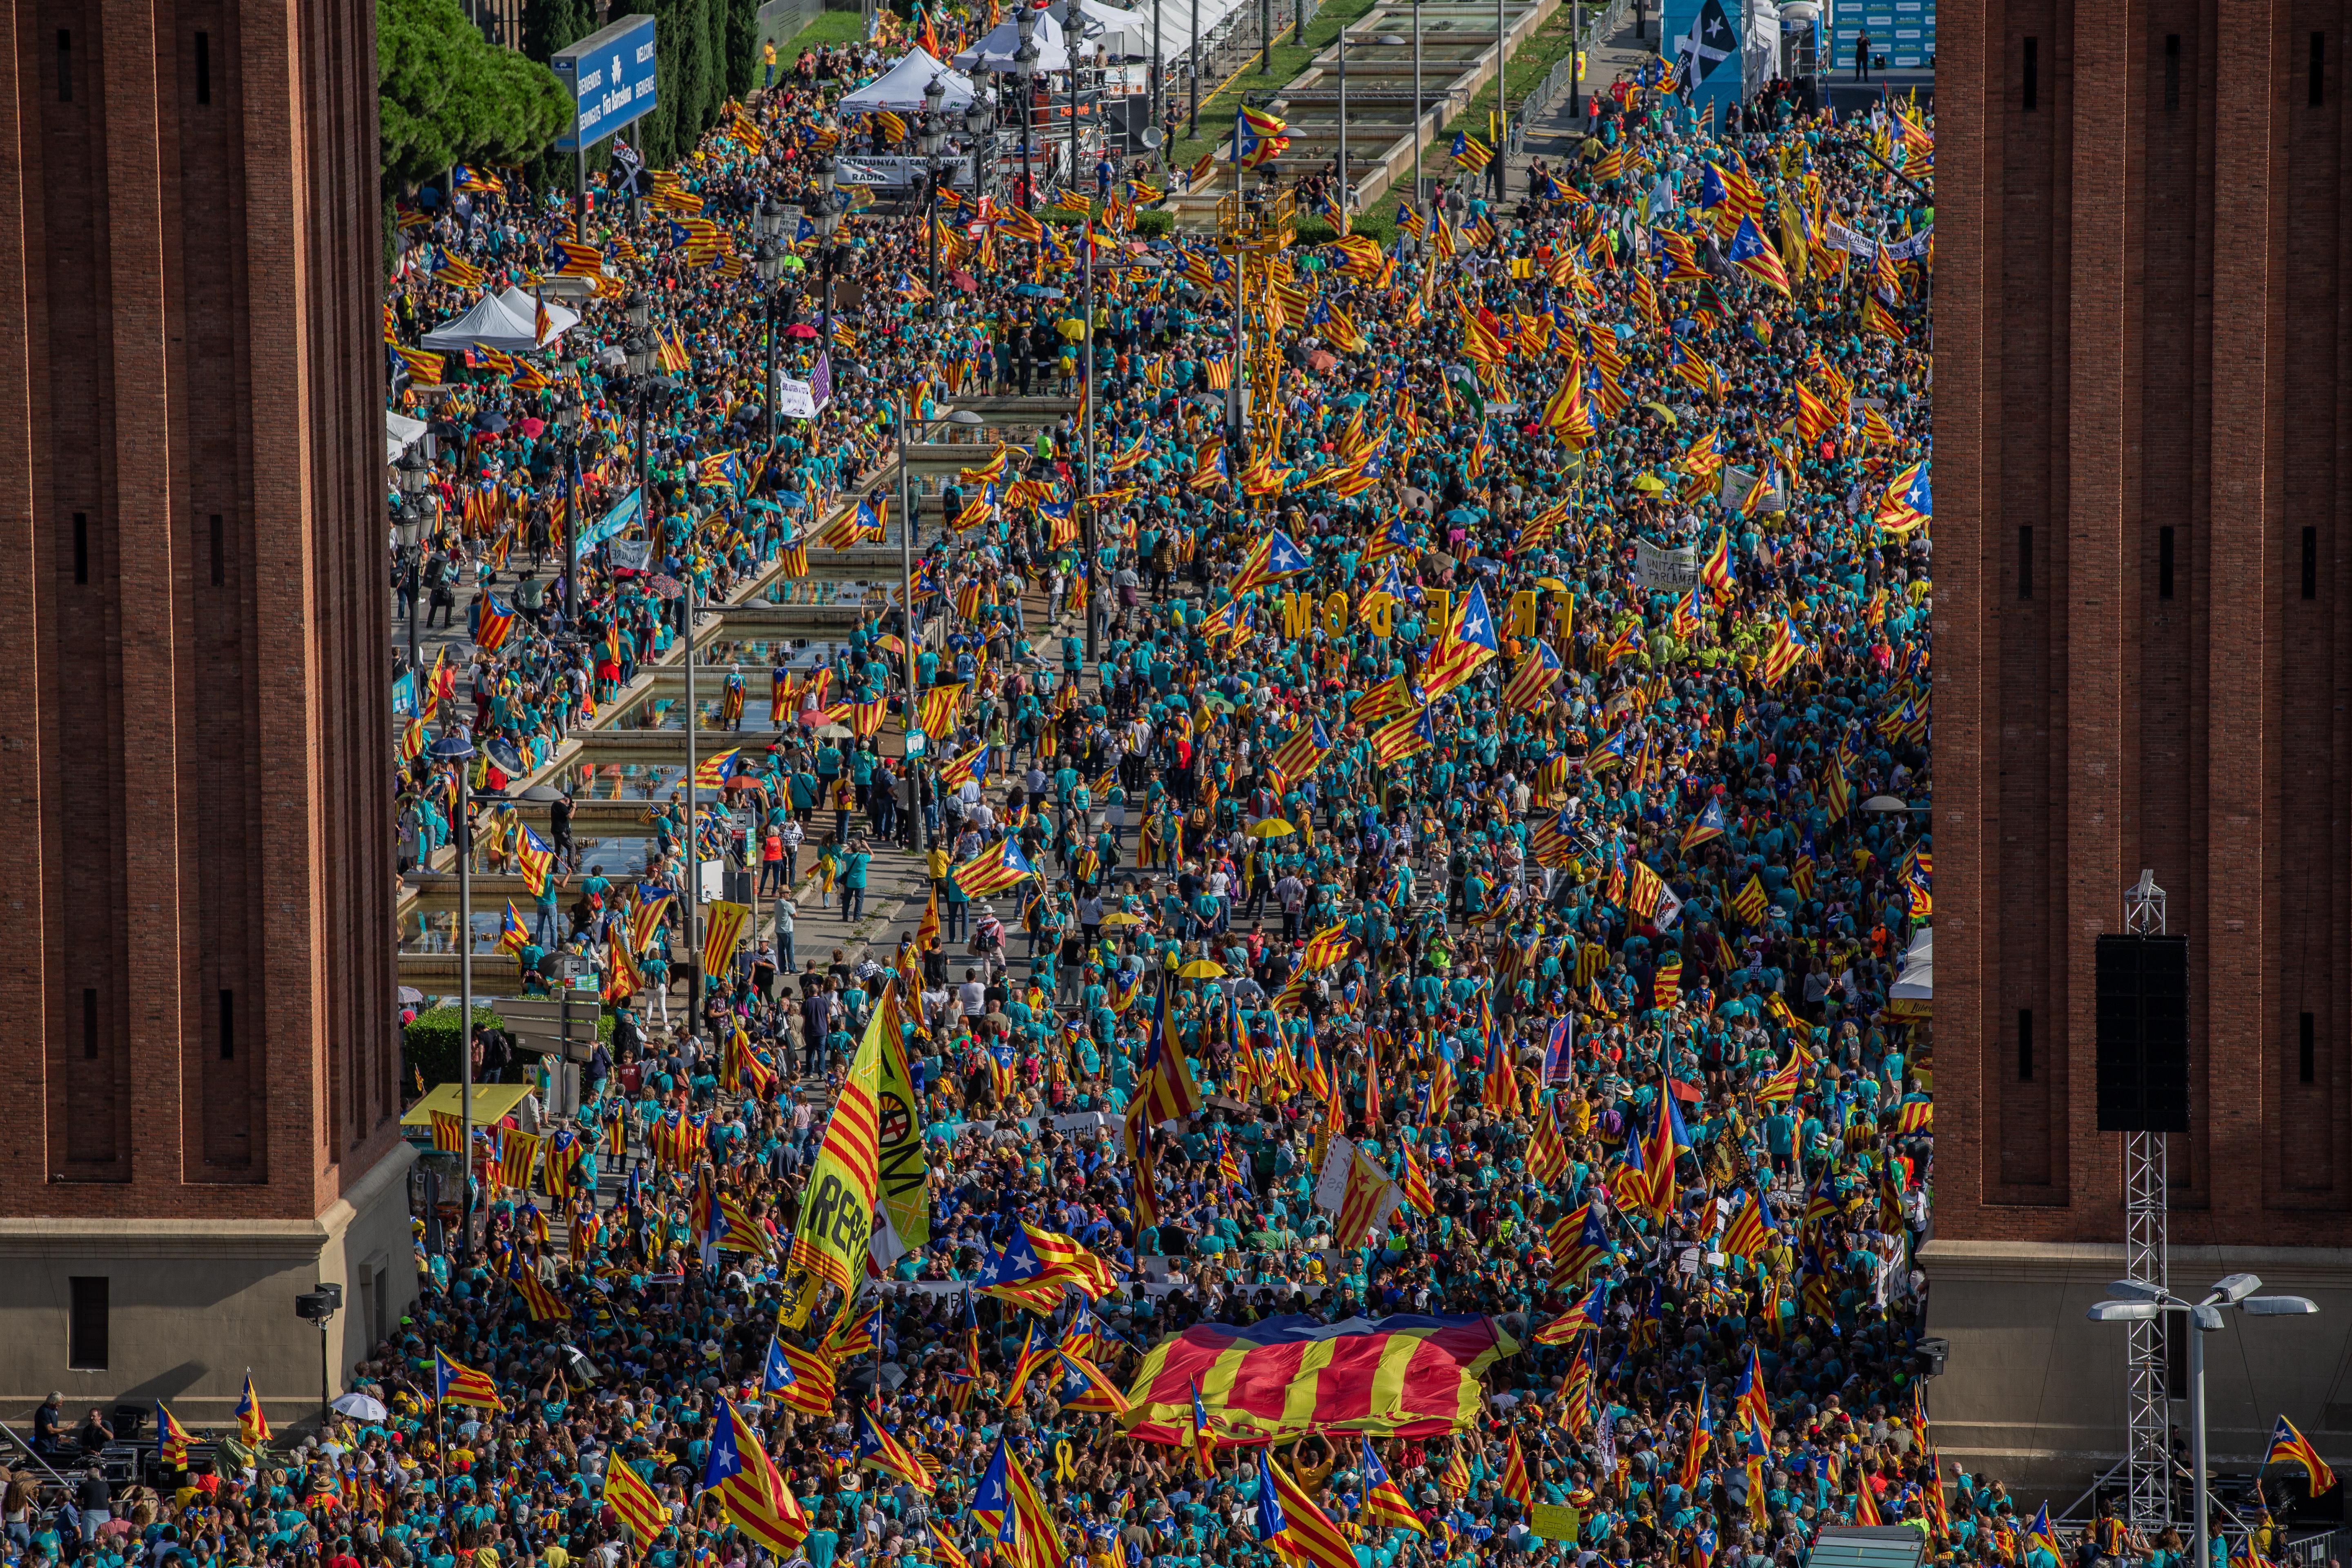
<box><xmin>1245</xmin><ymin>817</ymin><xmax>1297</xmax><ymax>838</ymax></box>
<box><xmin>1534</xmin><ymin>576</ymin><xmax>1572</xmax><ymax>592</ymax></box>
<box><xmin>1100</xmin><ymin>911</ymin><xmax>1146</xmax><ymax>928</ymax></box>
<box><xmin>1178</xmin><ymin>959</ymin><xmax>1227</xmax><ymax>979</ymax></box>
<box><xmin>1630</xmin><ymin>474</ymin><xmax>1668</xmax><ymax>494</ymax></box>
<box><xmin>1640</xmin><ymin>401</ymin><xmax>1679</xmax><ymax>425</ymax></box>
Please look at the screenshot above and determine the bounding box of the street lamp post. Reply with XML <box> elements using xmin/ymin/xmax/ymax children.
<box><xmin>1188</xmin><ymin>0</ymin><xmax>1200</xmax><ymax>138</ymax></box>
<box><xmin>430</xmin><ymin>728</ymin><xmax>480</xmax><ymax>1265</ymax></box>
<box><xmin>1413</xmin><ymin>0</ymin><xmax>1425</xmax><ymax>216</ymax></box>
<box><xmin>1569</xmin><ymin>0</ymin><xmax>1581</xmax><ymax>118</ymax></box>
<box><xmin>553</xmin><ymin>385</ymin><xmax>584</xmax><ymax>633</ymax></box>
<box><xmin>1013</xmin><ymin>5</ymin><xmax>1040</xmax><ymax>209</ymax></box>
<box><xmin>1494</xmin><ymin>0</ymin><xmax>1508</xmax><ymax>200</ymax></box>
<box><xmin>920</xmin><ymin>77</ymin><xmax>949</xmax><ymax>306</ymax></box>
<box><xmin>965</xmin><ymin>98</ymin><xmax>996</xmax><ymax>209</ymax></box>
<box><xmin>2087</xmin><ymin>1274</ymin><xmax>2322</xmax><ymax>1559</ymax></box>
<box><xmin>895</xmin><ymin>392</ymin><xmax>926</xmax><ymax>856</ymax></box>
<box><xmin>395</xmin><ymin>446</ymin><xmax>433</xmax><ymax>671</ymax></box>
<box><xmin>756</xmin><ymin>240</ymin><xmax>791</xmax><ymax>445</ymax></box>
<box><xmin>1060</xmin><ymin>0</ymin><xmax>1088</xmax><ymax>204</ymax></box>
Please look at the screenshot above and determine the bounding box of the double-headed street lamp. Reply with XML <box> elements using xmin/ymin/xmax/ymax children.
<box><xmin>2087</xmin><ymin>1273</ymin><xmax>2321</xmax><ymax>1568</ymax></box>
<box><xmin>1059</xmin><ymin>0</ymin><xmax>1089</xmax><ymax>205</ymax></box>
<box><xmin>552</xmin><ymin>384</ymin><xmax>586</xmax><ymax>637</ymax></box>
<box><xmin>1014</xmin><ymin>3</ymin><xmax>1041</xmax><ymax>211</ymax></box>
<box><xmin>428</xmin><ymin>725</ymin><xmax>489</xmax><ymax>1266</ymax></box>
<box><xmin>754</xmin><ymin>236</ymin><xmax>798</xmax><ymax>443</ymax></box>
<box><xmin>919</xmin><ymin>76</ymin><xmax>950</xmax><ymax>307</ymax></box>
<box><xmin>963</xmin><ymin>96</ymin><xmax>997</xmax><ymax>203</ymax></box>
<box><xmin>395</xmin><ymin>444</ymin><xmax>434</xmax><ymax>672</ymax></box>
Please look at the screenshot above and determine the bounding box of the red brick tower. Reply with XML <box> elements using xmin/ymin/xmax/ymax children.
<box><xmin>0</xmin><ymin>0</ymin><xmax>412</xmax><ymax>1414</ymax></box>
<box><xmin>1933</xmin><ymin>0</ymin><xmax>2352</xmax><ymax>1483</ymax></box>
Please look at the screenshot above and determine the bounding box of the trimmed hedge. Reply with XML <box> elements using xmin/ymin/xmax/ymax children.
<box><xmin>402</xmin><ymin>1003</ymin><xmax>619</xmax><ymax>1092</ymax></box>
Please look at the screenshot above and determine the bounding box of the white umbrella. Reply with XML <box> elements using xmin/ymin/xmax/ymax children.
<box><xmin>332</xmin><ymin>1392</ymin><xmax>388</xmax><ymax>1422</ymax></box>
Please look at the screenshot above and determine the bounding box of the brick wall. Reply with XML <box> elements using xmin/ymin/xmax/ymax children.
<box><xmin>0</xmin><ymin>0</ymin><xmax>399</xmax><ymax>1222</ymax></box>
<box><xmin>1938</xmin><ymin>0</ymin><xmax>2352</xmax><ymax>1247</ymax></box>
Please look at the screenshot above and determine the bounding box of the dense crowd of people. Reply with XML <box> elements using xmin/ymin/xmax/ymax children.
<box><xmin>18</xmin><ymin>27</ymin><xmax>2085</xmax><ymax>1568</ymax></box>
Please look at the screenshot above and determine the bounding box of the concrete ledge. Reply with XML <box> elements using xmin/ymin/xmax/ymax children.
<box><xmin>1921</xmin><ymin>1237</ymin><xmax>2352</xmax><ymax>1490</ymax></box>
<box><xmin>0</xmin><ymin>1140</ymin><xmax>419</xmax><ymax>1421</ymax></box>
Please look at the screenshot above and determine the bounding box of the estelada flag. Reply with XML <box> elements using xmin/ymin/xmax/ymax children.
<box><xmin>857</xmin><ymin>1407</ymin><xmax>936</xmax><ymax>1492</ymax></box>
<box><xmin>953</xmin><ymin>839</ymin><xmax>1035</xmax><ymax>899</ymax></box>
<box><xmin>970</xmin><ymin>1437</ymin><xmax>1064</xmax><ymax>1568</ymax></box>
<box><xmin>1298</xmin><ymin>922</ymin><xmax>1354</xmax><ymax>970</ymax></box>
<box><xmin>1358</xmin><ymin>1439</ymin><xmax>1427</xmax><ymax>1534</ymax></box>
<box><xmin>434</xmin><ymin>1348</ymin><xmax>505</xmax><ymax>1409</ymax></box>
<box><xmin>703</xmin><ymin>1399</ymin><xmax>809</xmax><ymax>1552</ymax></box>
<box><xmin>2266</xmin><ymin>1415</ymin><xmax>2338</xmax><ymax>1493</ymax></box>
<box><xmin>512</xmin><ymin>1265</ymin><xmax>572</xmax><ymax>1323</ymax></box>
<box><xmin>701</xmin><ymin>899</ymin><xmax>750</xmax><ymax>978</ymax></box>
<box><xmin>1255</xmin><ymin>1451</ymin><xmax>1358</xmax><ymax>1568</ymax></box>
<box><xmin>236</xmin><ymin>1374</ymin><xmax>271</xmax><ymax>1444</ymax></box>
<box><xmin>602</xmin><ymin>1448</ymin><xmax>671</xmax><ymax>1546</ymax></box>
<box><xmin>497</xmin><ymin>1127</ymin><xmax>541</xmax><ymax>1191</ymax></box>
<box><xmin>156</xmin><ymin>1403</ymin><xmax>193</xmax><ymax>1469</ymax></box>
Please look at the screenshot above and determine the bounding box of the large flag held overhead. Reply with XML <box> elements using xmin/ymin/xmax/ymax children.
<box><xmin>872</xmin><ymin>982</ymin><xmax>930</xmax><ymax>1251</ymax></box>
<box><xmin>778</xmin><ymin>1004</ymin><xmax>885</xmax><ymax>1326</ymax></box>
<box><xmin>1255</xmin><ymin>1450</ymin><xmax>1363</xmax><ymax>1568</ymax></box>
<box><xmin>1120</xmin><ymin>1313</ymin><xmax>1518</xmax><ymax>1446</ymax></box>
<box><xmin>603</xmin><ymin>1448</ymin><xmax>673</xmax><ymax>1546</ymax></box>
<box><xmin>434</xmin><ymin>1348</ymin><xmax>505</xmax><ymax>1409</ymax></box>
<box><xmin>970</xmin><ymin>1436</ymin><xmax>1065</xmax><ymax>1568</ymax></box>
<box><xmin>703</xmin><ymin>1399</ymin><xmax>810</xmax><ymax>1552</ymax></box>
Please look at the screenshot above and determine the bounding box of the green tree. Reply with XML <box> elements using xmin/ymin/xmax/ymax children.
<box><xmin>378</xmin><ymin>0</ymin><xmax>572</xmax><ymax>198</ymax></box>
<box><xmin>521</xmin><ymin>0</ymin><xmax>599</xmax><ymax>62</ymax></box>
<box><xmin>724</xmin><ymin>0</ymin><xmax>762</xmax><ymax>99</ymax></box>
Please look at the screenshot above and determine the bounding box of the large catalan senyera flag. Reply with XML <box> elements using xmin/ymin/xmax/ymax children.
<box><xmin>1120</xmin><ymin>1314</ymin><xmax>1518</xmax><ymax>1447</ymax></box>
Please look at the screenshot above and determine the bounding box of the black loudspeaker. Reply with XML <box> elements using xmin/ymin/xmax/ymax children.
<box><xmin>2095</xmin><ymin>934</ymin><xmax>2191</xmax><ymax>1132</ymax></box>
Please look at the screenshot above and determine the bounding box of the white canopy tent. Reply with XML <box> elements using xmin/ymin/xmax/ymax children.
<box><xmin>386</xmin><ymin>409</ymin><xmax>430</xmax><ymax>465</ymax></box>
<box><xmin>499</xmin><ymin>286</ymin><xmax>580</xmax><ymax>343</ymax></box>
<box><xmin>1888</xmin><ymin>927</ymin><xmax>1930</xmax><ymax>1015</ymax></box>
<box><xmin>1078</xmin><ymin>0</ymin><xmax>1152</xmax><ymax>59</ymax></box>
<box><xmin>837</xmin><ymin>46</ymin><xmax>980</xmax><ymax>113</ymax></box>
<box><xmin>419</xmin><ymin>290</ymin><xmax>579</xmax><ymax>354</ymax></box>
<box><xmin>1156</xmin><ymin>0</ymin><xmax>1255</xmax><ymax>67</ymax></box>
<box><xmin>955</xmin><ymin>8</ymin><xmax>1074</xmax><ymax>74</ymax></box>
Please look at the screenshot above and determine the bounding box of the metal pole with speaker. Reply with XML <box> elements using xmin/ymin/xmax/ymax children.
<box><xmin>2097</xmin><ymin>873</ymin><xmax>2190</xmax><ymax>1534</ymax></box>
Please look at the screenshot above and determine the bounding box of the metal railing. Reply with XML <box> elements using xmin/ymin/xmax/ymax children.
<box><xmin>1165</xmin><ymin>0</ymin><xmax>1327</xmax><ymax>129</ymax></box>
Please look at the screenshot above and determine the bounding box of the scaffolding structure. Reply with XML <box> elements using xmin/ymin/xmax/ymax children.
<box><xmin>2122</xmin><ymin>870</ymin><xmax>2172</xmax><ymax>1531</ymax></box>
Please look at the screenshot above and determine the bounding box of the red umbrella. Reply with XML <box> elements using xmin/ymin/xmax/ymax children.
<box><xmin>952</xmin><ymin>270</ymin><xmax>980</xmax><ymax>292</ymax></box>
<box><xmin>785</xmin><ymin>323</ymin><xmax>820</xmax><ymax>339</ymax></box>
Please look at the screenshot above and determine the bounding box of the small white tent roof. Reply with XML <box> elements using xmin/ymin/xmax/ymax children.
<box><xmin>955</xmin><ymin>9</ymin><xmax>1074</xmax><ymax>74</ymax></box>
<box><xmin>1080</xmin><ymin>0</ymin><xmax>1152</xmax><ymax>58</ymax></box>
<box><xmin>386</xmin><ymin>409</ymin><xmax>430</xmax><ymax>464</ymax></box>
<box><xmin>419</xmin><ymin>293</ymin><xmax>538</xmax><ymax>354</ymax></box>
<box><xmin>837</xmin><ymin>47</ymin><xmax>979</xmax><ymax>113</ymax></box>
<box><xmin>418</xmin><ymin>289</ymin><xmax>580</xmax><ymax>354</ymax></box>
<box><xmin>498</xmin><ymin>286</ymin><xmax>580</xmax><ymax>345</ymax></box>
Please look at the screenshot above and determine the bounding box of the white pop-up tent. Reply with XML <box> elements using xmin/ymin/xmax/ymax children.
<box><xmin>419</xmin><ymin>289</ymin><xmax>581</xmax><ymax>354</ymax></box>
<box><xmin>837</xmin><ymin>46</ymin><xmax>980</xmax><ymax>113</ymax></box>
<box><xmin>386</xmin><ymin>409</ymin><xmax>431</xmax><ymax>464</ymax></box>
<box><xmin>955</xmin><ymin>8</ymin><xmax>1074</xmax><ymax>74</ymax></box>
<box><xmin>499</xmin><ymin>286</ymin><xmax>580</xmax><ymax>343</ymax></box>
<box><xmin>1080</xmin><ymin>0</ymin><xmax>1152</xmax><ymax>59</ymax></box>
